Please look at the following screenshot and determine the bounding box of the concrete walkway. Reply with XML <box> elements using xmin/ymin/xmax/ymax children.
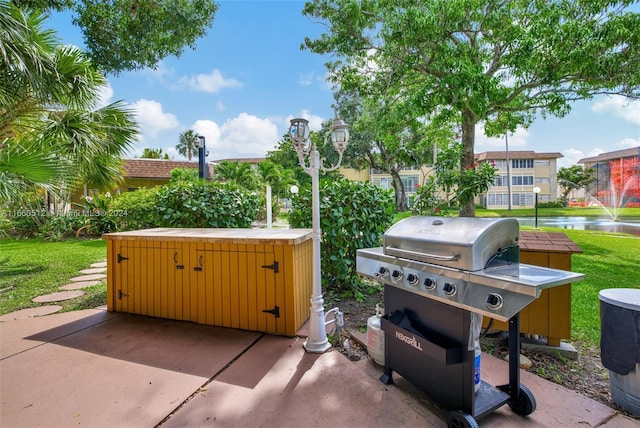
<box><xmin>1</xmin><ymin>308</ymin><xmax>636</xmax><ymax>428</ymax></box>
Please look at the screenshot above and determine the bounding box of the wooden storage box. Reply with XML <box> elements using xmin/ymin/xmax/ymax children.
<box><xmin>103</xmin><ymin>228</ymin><xmax>313</xmax><ymax>336</ymax></box>
<box><xmin>483</xmin><ymin>231</ymin><xmax>583</xmax><ymax>346</ymax></box>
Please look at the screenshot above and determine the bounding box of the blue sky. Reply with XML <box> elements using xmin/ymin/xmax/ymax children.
<box><xmin>46</xmin><ymin>1</ymin><xmax>640</xmax><ymax>168</ymax></box>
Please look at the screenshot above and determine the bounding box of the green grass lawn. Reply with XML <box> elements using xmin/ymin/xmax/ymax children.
<box><xmin>0</xmin><ymin>238</ymin><xmax>107</xmax><ymax>315</ymax></box>
<box><xmin>1</xmin><ymin>227</ymin><xmax>639</xmax><ymax>351</ymax></box>
<box><xmin>549</xmin><ymin>228</ymin><xmax>640</xmax><ymax>347</ymax></box>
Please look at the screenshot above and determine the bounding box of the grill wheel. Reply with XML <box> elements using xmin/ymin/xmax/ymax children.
<box><xmin>446</xmin><ymin>410</ymin><xmax>479</xmax><ymax>428</ymax></box>
<box><xmin>508</xmin><ymin>384</ymin><xmax>537</xmax><ymax>416</ymax></box>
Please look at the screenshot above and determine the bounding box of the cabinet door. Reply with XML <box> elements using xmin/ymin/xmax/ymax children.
<box><xmin>112</xmin><ymin>240</ymin><xmax>186</xmax><ymax>319</ymax></box>
<box><xmin>194</xmin><ymin>243</ymin><xmax>283</xmax><ymax>334</ymax></box>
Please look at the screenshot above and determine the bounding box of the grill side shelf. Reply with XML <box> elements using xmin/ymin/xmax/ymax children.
<box><xmin>382</xmin><ymin>312</ymin><xmax>463</xmax><ymax>365</ymax></box>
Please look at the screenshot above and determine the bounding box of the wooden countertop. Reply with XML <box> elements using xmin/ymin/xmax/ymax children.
<box><xmin>103</xmin><ymin>228</ymin><xmax>313</xmax><ymax>245</ymax></box>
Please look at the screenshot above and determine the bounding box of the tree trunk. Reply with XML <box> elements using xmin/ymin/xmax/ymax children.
<box><xmin>391</xmin><ymin>169</ymin><xmax>408</xmax><ymax>212</ymax></box>
<box><xmin>459</xmin><ymin>109</ymin><xmax>476</xmax><ymax>217</ymax></box>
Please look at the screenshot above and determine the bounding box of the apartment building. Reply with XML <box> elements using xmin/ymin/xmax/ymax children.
<box><xmin>578</xmin><ymin>146</ymin><xmax>640</xmax><ymax>207</ymax></box>
<box><xmin>475</xmin><ymin>151</ymin><xmax>563</xmax><ymax>209</ymax></box>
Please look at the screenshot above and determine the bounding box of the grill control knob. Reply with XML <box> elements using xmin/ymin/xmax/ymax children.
<box><xmin>406</xmin><ymin>273</ymin><xmax>419</xmax><ymax>286</ymax></box>
<box><xmin>486</xmin><ymin>293</ymin><xmax>504</xmax><ymax>310</ymax></box>
<box><xmin>443</xmin><ymin>282</ymin><xmax>457</xmax><ymax>296</ymax></box>
<box><xmin>391</xmin><ymin>270</ymin><xmax>403</xmax><ymax>282</ymax></box>
<box><xmin>423</xmin><ymin>278</ymin><xmax>436</xmax><ymax>290</ymax></box>
<box><xmin>377</xmin><ymin>266</ymin><xmax>390</xmax><ymax>278</ymax></box>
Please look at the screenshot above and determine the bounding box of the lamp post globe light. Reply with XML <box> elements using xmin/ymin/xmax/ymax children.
<box><xmin>533</xmin><ymin>186</ymin><xmax>541</xmax><ymax>228</ymax></box>
<box><xmin>289</xmin><ymin>114</ymin><xmax>349</xmax><ymax>353</ymax></box>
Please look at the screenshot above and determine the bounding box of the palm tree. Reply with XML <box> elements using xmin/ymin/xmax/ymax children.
<box><xmin>0</xmin><ymin>2</ymin><xmax>137</xmax><ymax>204</ymax></box>
<box><xmin>176</xmin><ymin>130</ymin><xmax>199</xmax><ymax>161</ymax></box>
<box><xmin>257</xmin><ymin>159</ymin><xmax>295</xmax><ymax>199</ymax></box>
<box><xmin>141</xmin><ymin>147</ymin><xmax>169</xmax><ymax>159</ymax></box>
<box><xmin>214</xmin><ymin>160</ymin><xmax>259</xmax><ymax>190</ymax></box>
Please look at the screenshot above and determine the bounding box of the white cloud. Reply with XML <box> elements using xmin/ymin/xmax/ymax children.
<box><xmin>592</xmin><ymin>96</ymin><xmax>640</xmax><ymax>126</ymax></box>
<box><xmin>474</xmin><ymin>122</ymin><xmax>530</xmax><ymax>151</ymax></box>
<box><xmin>192</xmin><ymin>113</ymin><xmax>280</xmax><ymax>160</ymax></box>
<box><xmin>299</xmin><ymin>72</ymin><xmax>315</xmax><ymax>86</ymax></box>
<box><xmin>558</xmin><ymin>147</ymin><xmax>604</xmax><ymax>168</ymax></box>
<box><xmin>95</xmin><ymin>82</ymin><xmax>114</xmax><ymax>109</ymax></box>
<box><xmin>139</xmin><ymin>62</ymin><xmax>177</xmax><ymax>85</ymax></box>
<box><xmin>216</xmin><ymin>100</ymin><xmax>226</xmax><ymax>111</ymax></box>
<box><xmin>131</xmin><ymin>99</ymin><xmax>180</xmax><ymax>139</ymax></box>
<box><xmin>180</xmin><ymin>69</ymin><xmax>243</xmax><ymax>93</ymax></box>
<box><xmin>617</xmin><ymin>137</ymin><xmax>640</xmax><ymax>148</ymax></box>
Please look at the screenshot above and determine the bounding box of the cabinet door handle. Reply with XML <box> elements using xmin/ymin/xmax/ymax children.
<box><xmin>174</xmin><ymin>252</ymin><xmax>184</xmax><ymax>270</ymax></box>
<box><xmin>194</xmin><ymin>255</ymin><xmax>203</xmax><ymax>271</ymax></box>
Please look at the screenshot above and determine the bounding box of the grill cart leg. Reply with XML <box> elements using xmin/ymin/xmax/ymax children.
<box><xmin>497</xmin><ymin>313</ymin><xmax>537</xmax><ymax>416</ymax></box>
<box><xmin>379</xmin><ymin>370</ymin><xmax>393</xmax><ymax>385</ymax></box>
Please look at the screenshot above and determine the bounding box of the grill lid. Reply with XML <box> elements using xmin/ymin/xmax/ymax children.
<box><xmin>383</xmin><ymin>216</ymin><xmax>519</xmax><ymax>271</ymax></box>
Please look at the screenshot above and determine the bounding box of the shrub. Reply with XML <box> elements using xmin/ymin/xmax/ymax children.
<box><xmin>539</xmin><ymin>200</ymin><xmax>566</xmax><ymax>208</ymax></box>
<box><xmin>289</xmin><ymin>178</ymin><xmax>395</xmax><ymax>297</ymax></box>
<box><xmin>36</xmin><ymin>212</ymin><xmax>85</xmax><ymax>240</ymax></box>
<box><xmin>74</xmin><ymin>193</ymin><xmax>118</xmax><ymax>236</ymax></box>
<box><xmin>109</xmin><ymin>187</ymin><xmax>159</xmax><ymax>231</ymax></box>
<box><xmin>155</xmin><ymin>181</ymin><xmax>260</xmax><ymax>228</ymax></box>
<box><xmin>170</xmin><ymin>168</ymin><xmax>199</xmax><ymax>183</ymax></box>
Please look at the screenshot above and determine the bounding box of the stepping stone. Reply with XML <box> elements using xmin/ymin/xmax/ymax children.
<box><xmin>79</xmin><ymin>267</ymin><xmax>107</xmax><ymax>275</ymax></box>
<box><xmin>0</xmin><ymin>306</ymin><xmax>63</xmax><ymax>321</ymax></box>
<box><xmin>90</xmin><ymin>261</ymin><xmax>107</xmax><ymax>268</ymax></box>
<box><xmin>32</xmin><ymin>290</ymin><xmax>84</xmax><ymax>303</ymax></box>
<box><xmin>70</xmin><ymin>273</ymin><xmax>106</xmax><ymax>282</ymax></box>
<box><xmin>60</xmin><ymin>280</ymin><xmax>103</xmax><ymax>290</ymax></box>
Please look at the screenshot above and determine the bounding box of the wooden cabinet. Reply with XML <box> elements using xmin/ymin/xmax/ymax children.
<box><xmin>483</xmin><ymin>231</ymin><xmax>583</xmax><ymax>346</ymax></box>
<box><xmin>104</xmin><ymin>228</ymin><xmax>313</xmax><ymax>336</ymax></box>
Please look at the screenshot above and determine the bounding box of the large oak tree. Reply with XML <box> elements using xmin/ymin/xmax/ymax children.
<box><xmin>303</xmin><ymin>0</ymin><xmax>640</xmax><ymax>216</ymax></box>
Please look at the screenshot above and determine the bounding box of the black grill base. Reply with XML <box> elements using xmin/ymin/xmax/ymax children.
<box><xmin>380</xmin><ymin>286</ymin><xmax>534</xmax><ymax>425</ymax></box>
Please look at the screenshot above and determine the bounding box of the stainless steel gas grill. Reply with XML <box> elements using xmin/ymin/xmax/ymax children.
<box><xmin>356</xmin><ymin>216</ymin><xmax>584</xmax><ymax>428</ymax></box>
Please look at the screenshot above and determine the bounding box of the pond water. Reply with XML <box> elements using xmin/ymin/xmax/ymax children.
<box><xmin>514</xmin><ymin>217</ymin><xmax>640</xmax><ymax>237</ymax></box>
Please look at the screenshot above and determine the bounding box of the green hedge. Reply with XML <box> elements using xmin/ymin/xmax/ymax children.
<box><xmin>289</xmin><ymin>178</ymin><xmax>395</xmax><ymax>295</ymax></box>
<box><xmin>155</xmin><ymin>181</ymin><xmax>260</xmax><ymax>228</ymax></box>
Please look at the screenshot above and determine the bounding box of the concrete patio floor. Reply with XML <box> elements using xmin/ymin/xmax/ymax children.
<box><xmin>1</xmin><ymin>308</ymin><xmax>636</xmax><ymax>428</ymax></box>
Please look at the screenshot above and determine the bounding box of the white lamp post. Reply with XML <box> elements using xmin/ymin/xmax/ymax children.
<box><xmin>289</xmin><ymin>114</ymin><xmax>349</xmax><ymax>353</ymax></box>
<box><xmin>533</xmin><ymin>186</ymin><xmax>541</xmax><ymax>228</ymax></box>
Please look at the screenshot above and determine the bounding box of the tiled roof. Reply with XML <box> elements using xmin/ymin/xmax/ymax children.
<box><xmin>123</xmin><ymin>159</ymin><xmax>215</xmax><ymax>179</ymax></box>
<box><xmin>578</xmin><ymin>146</ymin><xmax>640</xmax><ymax>164</ymax></box>
<box><xmin>475</xmin><ymin>151</ymin><xmax>563</xmax><ymax>161</ymax></box>
<box><xmin>519</xmin><ymin>231</ymin><xmax>583</xmax><ymax>253</ymax></box>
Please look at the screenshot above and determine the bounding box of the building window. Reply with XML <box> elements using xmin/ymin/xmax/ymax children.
<box><xmin>512</xmin><ymin>193</ymin><xmax>534</xmax><ymax>206</ymax></box>
<box><xmin>492</xmin><ymin>160</ymin><xmax>508</xmax><ymax>170</ymax></box>
<box><xmin>401</xmin><ymin>175</ymin><xmax>419</xmax><ymax>192</ymax></box>
<box><xmin>372</xmin><ymin>177</ymin><xmax>393</xmax><ymax>189</ymax></box>
<box><xmin>512</xmin><ymin>175</ymin><xmax>534</xmax><ymax>186</ymax></box>
<box><xmin>512</xmin><ymin>159</ymin><xmax>534</xmax><ymax>168</ymax></box>
<box><xmin>534</xmin><ymin>160</ymin><xmax>550</xmax><ymax>166</ymax></box>
<box><xmin>487</xmin><ymin>193</ymin><xmax>510</xmax><ymax>205</ymax></box>
<box><xmin>535</xmin><ymin>177</ymin><xmax>550</xmax><ymax>184</ymax></box>
<box><xmin>493</xmin><ymin>174</ymin><xmax>508</xmax><ymax>186</ymax></box>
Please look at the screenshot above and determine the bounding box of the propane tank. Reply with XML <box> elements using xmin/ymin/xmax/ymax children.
<box><xmin>367</xmin><ymin>304</ymin><xmax>385</xmax><ymax>366</ymax></box>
